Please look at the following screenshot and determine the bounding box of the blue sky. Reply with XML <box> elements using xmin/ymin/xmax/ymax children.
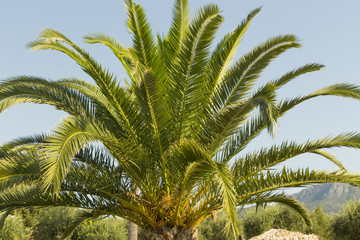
<box><xmin>0</xmin><ymin>0</ymin><xmax>360</xmax><ymax>173</ymax></box>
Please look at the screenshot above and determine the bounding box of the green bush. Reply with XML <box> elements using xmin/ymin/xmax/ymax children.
<box><xmin>332</xmin><ymin>200</ymin><xmax>360</xmax><ymax>240</ymax></box>
<box><xmin>310</xmin><ymin>206</ymin><xmax>332</xmax><ymax>240</ymax></box>
<box><xmin>31</xmin><ymin>207</ymin><xmax>128</xmax><ymax>239</ymax></box>
<box><xmin>198</xmin><ymin>215</ymin><xmax>229</xmax><ymax>240</ymax></box>
<box><xmin>198</xmin><ymin>205</ymin><xmax>311</xmax><ymax>240</ymax></box>
<box><xmin>73</xmin><ymin>217</ymin><xmax>127</xmax><ymax>240</ymax></box>
<box><xmin>32</xmin><ymin>207</ymin><xmax>76</xmax><ymax>240</ymax></box>
<box><xmin>15</xmin><ymin>203</ymin><xmax>351</xmax><ymax>240</ymax></box>
<box><xmin>242</xmin><ymin>205</ymin><xmax>307</xmax><ymax>239</ymax></box>
<box><xmin>15</xmin><ymin>208</ymin><xmax>40</xmax><ymax>229</ymax></box>
<box><xmin>0</xmin><ymin>216</ymin><xmax>28</xmax><ymax>240</ymax></box>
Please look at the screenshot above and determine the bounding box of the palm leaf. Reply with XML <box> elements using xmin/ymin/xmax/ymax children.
<box><xmin>169</xmin><ymin>4</ymin><xmax>223</xmax><ymax>140</ymax></box>
<box><xmin>232</xmin><ymin>133</ymin><xmax>360</xmax><ymax>181</ymax></box>
<box><xmin>41</xmin><ymin>116</ymin><xmax>100</xmax><ymax>192</ymax></box>
<box><xmin>61</xmin><ymin>210</ymin><xmax>95</xmax><ymax>240</ymax></box>
<box><xmin>206</xmin><ymin>7</ymin><xmax>261</xmax><ymax>93</ymax></box>
<box><xmin>124</xmin><ymin>0</ymin><xmax>159</xmax><ymax>77</ymax></box>
<box><xmin>210</xmin><ymin>35</ymin><xmax>300</xmax><ymax>112</ymax></box>
<box><xmin>83</xmin><ymin>32</ymin><xmax>133</xmax><ymax>77</ymax></box>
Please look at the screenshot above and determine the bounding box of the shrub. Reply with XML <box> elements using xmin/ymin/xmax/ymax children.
<box><xmin>332</xmin><ymin>200</ymin><xmax>360</xmax><ymax>240</ymax></box>
<box><xmin>73</xmin><ymin>217</ymin><xmax>127</xmax><ymax>240</ymax></box>
<box><xmin>0</xmin><ymin>216</ymin><xmax>28</xmax><ymax>240</ymax></box>
<box><xmin>242</xmin><ymin>205</ymin><xmax>306</xmax><ymax>239</ymax></box>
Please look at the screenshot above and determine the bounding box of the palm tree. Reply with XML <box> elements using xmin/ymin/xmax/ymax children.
<box><xmin>1</xmin><ymin>0</ymin><xmax>360</xmax><ymax>239</ymax></box>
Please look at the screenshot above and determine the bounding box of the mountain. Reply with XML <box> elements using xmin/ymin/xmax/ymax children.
<box><xmin>293</xmin><ymin>183</ymin><xmax>360</xmax><ymax>213</ymax></box>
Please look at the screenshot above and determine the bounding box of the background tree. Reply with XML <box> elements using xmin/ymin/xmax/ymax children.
<box><xmin>310</xmin><ymin>206</ymin><xmax>332</xmax><ymax>240</ymax></box>
<box><xmin>14</xmin><ymin>208</ymin><xmax>40</xmax><ymax>230</ymax></box>
<box><xmin>0</xmin><ymin>215</ymin><xmax>28</xmax><ymax>240</ymax></box>
<box><xmin>32</xmin><ymin>207</ymin><xmax>77</xmax><ymax>240</ymax></box>
<box><xmin>331</xmin><ymin>200</ymin><xmax>360</xmax><ymax>240</ymax></box>
<box><xmin>197</xmin><ymin>214</ymin><xmax>243</xmax><ymax>240</ymax></box>
<box><xmin>242</xmin><ymin>206</ymin><xmax>307</xmax><ymax>239</ymax></box>
<box><xmin>73</xmin><ymin>217</ymin><xmax>128</xmax><ymax>240</ymax></box>
<box><xmin>31</xmin><ymin>207</ymin><xmax>128</xmax><ymax>240</ymax></box>
<box><xmin>1</xmin><ymin>0</ymin><xmax>360</xmax><ymax>239</ymax></box>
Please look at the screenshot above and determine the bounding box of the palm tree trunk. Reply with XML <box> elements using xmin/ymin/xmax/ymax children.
<box><xmin>142</xmin><ymin>227</ymin><xmax>198</xmax><ymax>240</ymax></box>
<box><xmin>128</xmin><ymin>221</ymin><xmax>138</xmax><ymax>240</ymax></box>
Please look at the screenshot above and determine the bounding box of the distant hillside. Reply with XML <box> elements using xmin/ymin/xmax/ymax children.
<box><xmin>293</xmin><ymin>183</ymin><xmax>360</xmax><ymax>213</ymax></box>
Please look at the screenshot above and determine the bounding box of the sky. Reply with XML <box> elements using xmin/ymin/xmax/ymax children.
<box><xmin>0</xmin><ymin>0</ymin><xmax>360</xmax><ymax>175</ymax></box>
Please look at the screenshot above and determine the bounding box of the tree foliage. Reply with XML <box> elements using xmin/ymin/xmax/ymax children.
<box><xmin>14</xmin><ymin>208</ymin><xmax>40</xmax><ymax>229</ymax></box>
<box><xmin>32</xmin><ymin>207</ymin><xmax>77</xmax><ymax>240</ymax></box>
<box><xmin>0</xmin><ymin>216</ymin><xmax>28</xmax><ymax>240</ymax></box>
<box><xmin>1</xmin><ymin>201</ymin><xmax>360</xmax><ymax>240</ymax></box>
<box><xmin>72</xmin><ymin>217</ymin><xmax>128</xmax><ymax>240</ymax></box>
<box><xmin>310</xmin><ymin>206</ymin><xmax>332</xmax><ymax>240</ymax></box>
<box><xmin>31</xmin><ymin>207</ymin><xmax>128</xmax><ymax>240</ymax></box>
<box><xmin>200</xmin><ymin>204</ymin><xmax>334</xmax><ymax>240</ymax></box>
<box><xmin>197</xmin><ymin>214</ymin><xmax>240</xmax><ymax>240</ymax></box>
<box><xmin>242</xmin><ymin>206</ymin><xmax>307</xmax><ymax>239</ymax></box>
<box><xmin>1</xmin><ymin>0</ymin><xmax>360</xmax><ymax>239</ymax></box>
<box><xmin>332</xmin><ymin>200</ymin><xmax>360</xmax><ymax>240</ymax></box>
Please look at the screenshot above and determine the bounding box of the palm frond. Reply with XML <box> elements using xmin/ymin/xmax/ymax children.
<box><xmin>232</xmin><ymin>133</ymin><xmax>360</xmax><ymax>180</ymax></box>
<box><xmin>271</xmin><ymin>63</ymin><xmax>324</xmax><ymax>88</ymax></box>
<box><xmin>0</xmin><ymin>76</ymin><xmax>93</xmax><ymax>116</ymax></box>
<box><xmin>1</xmin><ymin>134</ymin><xmax>46</xmax><ymax>155</ymax></box>
<box><xmin>0</xmin><ymin>152</ymin><xmax>40</xmax><ymax>189</ymax></box>
<box><xmin>61</xmin><ymin>210</ymin><xmax>95</xmax><ymax>240</ymax></box>
<box><xmin>169</xmin><ymin>4</ymin><xmax>223</xmax><ymax>140</ymax></box>
<box><xmin>132</xmin><ymin>70</ymin><xmax>172</xmax><ymax>156</ymax></box>
<box><xmin>310</xmin><ymin>149</ymin><xmax>345</xmax><ymax>171</ymax></box>
<box><xmin>41</xmin><ymin>116</ymin><xmax>100</xmax><ymax>192</ymax></box>
<box><xmin>28</xmin><ymin>29</ymin><xmax>141</xmax><ymax>141</ymax></box>
<box><xmin>236</xmin><ymin>168</ymin><xmax>360</xmax><ymax>203</ymax></box>
<box><xmin>210</xmin><ymin>35</ymin><xmax>300</xmax><ymax>112</ymax></box>
<box><xmin>124</xmin><ymin>0</ymin><xmax>158</xmax><ymax>75</ymax></box>
<box><xmin>212</xmin><ymin>162</ymin><xmax>238</xmax><ymax>237</ymax></box>
<box><xmin>83</xmin><ymin>32</ymin><xmax>133</xmax><ymax>77</ymax></box>
<box><xmin>220</xmin><ymin>83</ymin><xmax>360</xmax><ymax>164</ymax></box>
<box><xmin>279</xmin><ymin>83</ymin><xmax>360</xmax><ymax>114</ymax></box>
<box><xmin>251</xmin><ymin>82</ymin><xmax>279</xmax><ymax>135</ymax></box>
<box><xmin>206</xmin><ymin>7</ymin><xmax>261</xmax><ymax>93</ymax></box>
<box><xmin>203</xmin><ymin>82</ymin><xmax>278</xmax><ymax>152</ymax></box>
<box><xmin>163</xmin><ymin>0</ymin><xmax>190</xmax><ymax>72</ymax></box>
<box><xmin>56</xmin><ymin>78</ymin><xmax>137</xmax><ymax>139</ymax></box>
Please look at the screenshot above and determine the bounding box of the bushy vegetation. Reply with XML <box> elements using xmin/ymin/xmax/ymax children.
<box><xmin>332</xmin><ymin>201</ymin><xmax>360</xmax><ymax>240</ymax></box>
<box><xmin>0</xmin><ymin>216</ymin><xmax>29</xmax><ymax>240</ymax></box>
<box><xmin>0</xmin><ymin>207</ymin><xmax>128</xmax><ymax>240</ymax></box>
<box><xmin>310</xmin><ymin>206</ymin><xmax>333</xmax><ymax>239</ymax></box>
<box><xmin>198</xmin><ymin>214</ymin><xmax>241</xmax><ymax>240</ymax></box>
<box><xmin>73</xmin><ymin>217</ymin><xmax>128</xmax><ymax>240</ymax></box>
<box><xmin>32</xmin><ymin>207</ymin><xmax>76</xmax><ymax>240</ymax></box>
<box><xmin>198</xmin><ymin>201</ymin><xmax>360</xmax><ymax>240</ymax></box>
<box><xmin>242</xmin><ymin>206</ymin><xmax>308</xmax><ymax>239</ymax></box>
<box><xmin>1</xmin><ymin>201</ymin><xmax>360</xmax><ymax>239</ymax></box>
